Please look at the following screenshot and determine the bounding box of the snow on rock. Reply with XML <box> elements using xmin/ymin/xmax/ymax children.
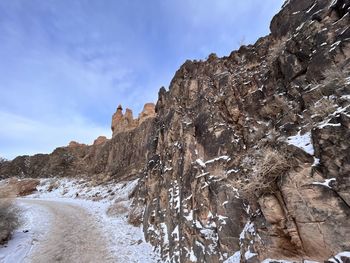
<box><xmin>239</xmin><ymin>221</ymin><xmax>255</xmax><ymax>240</ymax></box>
<box><xmin>205</xmin><ymin>155</ymin><xmax>231</xmax><ymax>165</ymax></box>
<box><xmin>312</xmin><ymin>178</ymin><xmax>336</xmax><ymax>188</ymax></box>
<box><xmin>195</xmin><ymin>159</ymin><xmax>206</xmax><ymax>168</ymax></box>
<box><xmin>328</xmin><ymin>251</ymin><xmax>350</xmax><ymax>262</ymax></box>
<box><xmin>245</xmin><ymin>250</ymin><xmax>258</xmax><ymax>260</ymax></box>
<box><xmin>195</xmin><ymin>155</ymin><xmax>231</xmax><ymax>168</ymax></box>
<box><xmin>312</xmin><ymin>157</ymin><xmax>320</xmax><ymax>167</ymax></box>
<box><xmin>223</xmin><ymin>251</ymin><xmax>241</xmax><ymax>263</ymax></box>
<box><xmin>286</xmin><ymin>131</ymin><xmax>314</xmax><ymax>155</ymax></box>
<box><xmin>329</xmin><ymin>40</ymin><xmax>341</xmax><ymax>52</ymax></box>
<box><xmin>345</xmin><ymin>77</ymin><xmax>350</xmax><ymax>85</ymax></box>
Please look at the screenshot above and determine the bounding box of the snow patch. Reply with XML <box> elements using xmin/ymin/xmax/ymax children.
<box><xmin>195</xmin><ymin>159</ymin><xmax>206</xmax><ymax>168</ymax></box>
<box><xmin>306</xmin><ymin>2</ymin><xmax>317</xmax><ymax>13</ymax></box>
<box><xmin>286</xmin><ymin>132</ymin><xmax>314</xmax><ymax>155</ymax></box>
<box><xmin>312</xmin><ymin>178</ymin><xmax>336</xmax><ymax>188</ymax></box>
<box><xmin>245</xmin><ymin>250</ymin><xmax>257</xmax><ymax>260</ymax></box>
<box><xmin>224</xmin><ymin>251</ymin><xmax>241</xmax><ymax>263</ymax></box>
<box><xmin>328</xmin><ymin>251</ymin><xmax>350</xmax><ymax>262</ymax></box>
<box><xmin>205</xmin><ymin>155</ymin><xmax>231</xmax><ymax>165</ymax></box>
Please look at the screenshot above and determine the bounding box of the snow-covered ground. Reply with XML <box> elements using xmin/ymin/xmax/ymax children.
<box><xmin>0</xmin><ymin>178</ymin><xmax>159</xmax><ymax>263</ymax></box>
<box><xmin>0</xmin><ymin>201</ymin><xmax>51</xmax><ymax>263</ymax></box>
<box><xmin>1</xmin><ymin>177</ymin><xmax>349</xmax><ymax>263</ymax></box>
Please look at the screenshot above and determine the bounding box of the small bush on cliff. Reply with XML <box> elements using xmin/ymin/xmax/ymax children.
<box><xmin>260</xmin><ymin>95</ymin><xmax>290</xmax><ymax>119</ymax></box>
<box><xmin>128</xmin><ymin>205</ymin><xmax>144</xmax><ymax>226</ymax></box>
<box><xmin>313</xmin><ymin>67</ymin><xmax>350</xmax><ymax>97</ymax></box>
<box><xmin>231</xmin><ymin>148</ymin><xmax>291</xmax><ymax>201</ymax></box>
<box><xmin>309</xmin><ymin>97</ymin><xmax>337</xmax><ymax>119</ymax></box>
<box><xmin>0</xmin><ymin>196</ymin><xmax>20</xmax><ymax>244</ymax></box>
<box><xmin>322</xmin><ymin>68</ymin><xmax>349</xmax><ymax>91</ymax></box>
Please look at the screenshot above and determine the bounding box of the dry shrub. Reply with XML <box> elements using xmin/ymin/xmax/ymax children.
<box><xmin>107</xmin><ymin>201</ymin><xmax>129</xmax><ymax>216</ymax></box>
<box><xmin>309</xmin><ymin>97</ymin><xmax>337</xmax><ymax>118</ymax></box>
<box><xmin>322</xmin><ymin>67</ymin><xmax>348</xmax><ymax>86</ymax></box>
<box><xmin>47</xmin><ymin>180</ymin><xmax>60</xmax><ymax>192</ymax></box>
<box><xmin>267</xmin><ymin>37</ymin><xmax>288</xmax><ymax>63</ymax></box>
<box><xmin>0</xmin><ymin>194</ymin><xmax>20</xmax><ymax>244</ymax></box>
<box><xmin>320</xmin><ymin>67</ymin><xmax>349</xmax><ymax>95</ymax></box>
<box><xmin>128</xmin><ymin>205</ymin><xmax>144</xmax><ymax>226</ymax></box>
<box><xmin>231</xmin><ymin>148</ymin><xmax>291</xmax><ymax>201</ymax></box>
<box><xmin>260</xmin><ymin>95</ymin><xmax>290</xmax><ymax>119</ymax></box>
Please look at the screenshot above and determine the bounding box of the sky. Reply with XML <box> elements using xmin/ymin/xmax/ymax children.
<box><xmin>0</xmin><ymin>0</ymin><xmax>284</xmax><ymax>160</ymax></box>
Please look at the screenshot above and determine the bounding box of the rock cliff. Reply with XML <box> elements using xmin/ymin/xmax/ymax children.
<box><xmin>131</xmin><ymin>0</ymin><xmax>350</xmax><ymax>261</ymax></box>
<box><xmin>1</xmin><ymin>0</ymin><xmax>350</xmax><ymax>262</ymax></box>
<box><xmin>0</xmin><ymin>103</ymin><xmax>157</xmax><ymax>182</ymax></box>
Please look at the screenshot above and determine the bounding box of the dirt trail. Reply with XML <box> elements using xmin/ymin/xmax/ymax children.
<box><xmin>19</xmin><ymin>199</ymin><xmax>115</xmax><ymax>263</ymax></box>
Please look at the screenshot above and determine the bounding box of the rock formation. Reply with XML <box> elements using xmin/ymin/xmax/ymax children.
<box><xmin>93</xmin><ymin>136</ymin><xmax>108</xmax><ymax>146</ymax></box>
<box><xmin>1</xmin><ymin>0</ymin><xmax>350</xmax><ymax>262</ymax></box>
<box><xmin>0</xmin><ymin>105</ymin><xmax>156</xmax><ymax>181</ymax></box>
<box><xmin>68</xmin><ymin>141</ymin><xmax>86</xmax><ymax>148</ymax></box>
<box><xmin>131</xmin><ymin>0</ymin><xmax>350</xmax><ymax>261</ymax></box>
<box><xmin>139</xmin><ymin>102</ymin><xmax>156</xmax><ymax>122</ymax></box>
<box><xmin>111</xmin><ymin>103</ymin><xmax>155</xmax><ymax>137</ymax></box>
<box><xmin>111</xmin><ymin>105</ymin><xmax>136</xmax><ymax>135</ymax></box>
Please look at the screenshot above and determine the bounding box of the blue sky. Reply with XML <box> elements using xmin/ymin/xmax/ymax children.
<box><xmin>0</xmin><ymin>0</ymin><xmax>284</xmax><ymax>159</ymax></box>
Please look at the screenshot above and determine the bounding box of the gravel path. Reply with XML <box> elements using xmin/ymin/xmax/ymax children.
<box><xmin>19</xmin><ymin>199</ymin><xmax>116</xmax><ymax>263</ymax></box>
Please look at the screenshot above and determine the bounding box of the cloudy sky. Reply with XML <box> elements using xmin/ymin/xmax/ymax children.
<box><xmin>0</xmin><ymin>0</ymin><xmax>284</xmax><ymax>160</ymax></box>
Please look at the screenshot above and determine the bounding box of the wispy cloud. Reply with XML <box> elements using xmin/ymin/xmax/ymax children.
<box><xmin>0</xmin><ymin>0</ymin><xmax>284</xmax><ymax>159</ymax></box>
<box><xmin>0</xmin><ymin>110</ymin><xmax>110</xmax><ymax>160</ymax></box>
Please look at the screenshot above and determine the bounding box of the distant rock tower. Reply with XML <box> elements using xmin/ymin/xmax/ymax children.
<box><xmin>111</xmin><ymin>103</ymin><xmax>156</xmax><ymax>137</ymax></box>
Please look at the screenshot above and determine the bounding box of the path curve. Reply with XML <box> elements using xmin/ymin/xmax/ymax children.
<box><xmin>19</xmin><ymin>199</ymin><xmax>115</xmax><ymax>263</ymax></box>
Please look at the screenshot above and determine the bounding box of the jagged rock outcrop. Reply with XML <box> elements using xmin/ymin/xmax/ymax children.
<box><xmin>68</xmin><ymin>141</ymin><xmax>86</xmax><ymax>148</ymax></box>
<box><xmin>0</xmin><ymin>0</ymin><xmax>349</xmax><ymax>262</ymax></box>
<box><xmin>111</xmin><ymin>103</ymin><xmax>156</xmax><ymax>137</ymax></box>
<box><xmin>139</xmin><ymin>102</ymin><xmax>156</xmax><ymax>122</ymax></box>
<box><xmin>130</xmin><ymin>0</ymin><xmax>350</xmax><ymax>262</ymax></box>
<box><xmin>93</xmin><ymin>136</ymin><xmax>108</xmax><ymax>146</ymax></box>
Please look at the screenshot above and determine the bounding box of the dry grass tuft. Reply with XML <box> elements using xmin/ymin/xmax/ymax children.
<box><xmin>0</xmin><ymin>192</ymin><xmax>20</xmax><ymax>244</ymax></box>
<box><xmin>309</xmin><ymin>97</ymin><xmax>337</xmax><ymax>118</ymax></box>
<box><xmin>231</xmin><ymin>148</ymin><xmax>291</xmax><ymax>201</ymax></box>
<box><xmin>322</xmin><ymin>68</ymin><xmax>349</xmax><ymax>86</ymax></box>
<box><xmin>128</xmin><ymin>205</ymin><xmax>144</xmax><ymax>227</ymax></box>
<box><xmin>260</xmin><ymin>95</ymin><xmax>290</xmax><ymax>119</ymax></box>
<box><xmin>107</xmin><ymin>201</ymin><xmax>129</xmax><ymax>216</ymax></box>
